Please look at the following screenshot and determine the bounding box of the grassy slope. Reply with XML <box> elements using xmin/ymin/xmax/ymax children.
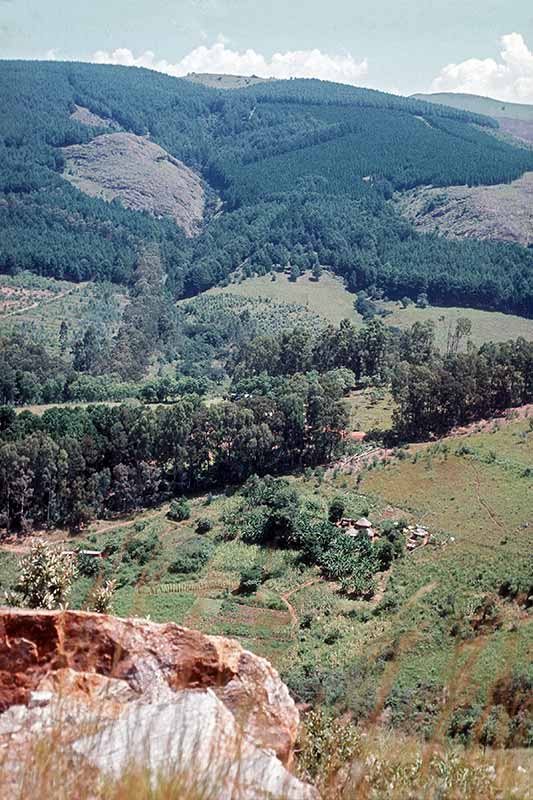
<box><xmin>412</xmin><ymin>93</ymin><xmax>533</xmax><ymax>122</ymax></box>
<box><xmin>381</xmin><ymin>301</ymin><xmax>533</xmax><ymax>347</ymax></box>
<box><xmin>206</xmin><ymin>271</ymin><xmax>533</xmax><ymax>346</ymax></box>
<box><xmin>206</xmin><ymin>272</ymin><xmax>364</xmax><ymax>327</ymax></box>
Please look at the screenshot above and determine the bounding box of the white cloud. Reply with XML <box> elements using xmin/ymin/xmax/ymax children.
<box><xmin>431</xmin><ymin>33</ymin><xmax>533</xmax><ymax>104</ymax></box>
<box><xmin>89</xmin><ymin>41</ymin><xmax>368</xmax><ymax>85</ymax></box>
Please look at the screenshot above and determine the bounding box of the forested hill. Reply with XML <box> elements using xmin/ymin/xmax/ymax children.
<box><xmin>2</xmin><ymin>60</ymin><xmax>533</xmax><ymax>315</ymax></box>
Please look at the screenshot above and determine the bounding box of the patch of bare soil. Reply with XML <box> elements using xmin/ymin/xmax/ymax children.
<box><xmin>447</xmin><ymin>403</ymin><xmax>533</xmax><ymax>438</ymax></box>
<box><xmin>70</xmin><ymin>104</ymin><xmax>121</xmax><ymax>130</ymax></box>
<box><xmin>396</xmin><ymin>172</ymin><xmax>533</xmax><ymax>246</ymax></box>
<box><xmin>62</xmin><ymin>132</ymin><xmax>205</xmax><ymax>236</ymax></box>
<box><xmin>499</xmin><ymin>117</ymin><xmax>533</xmax><ymax>143</ymax></box>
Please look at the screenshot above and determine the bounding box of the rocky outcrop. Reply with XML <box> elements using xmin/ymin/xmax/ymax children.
<box><xmin>62</xmin><ymin>132</ymin><xmax>205</xmax><ymax>236</ymax></box>
<box><xmin>0</xmin><ymin>608</ymin><xmax>315</xmax><ymax>798</ymax></box>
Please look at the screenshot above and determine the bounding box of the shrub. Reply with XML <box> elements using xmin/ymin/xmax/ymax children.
<box><xmin>17</xmin><ymin>540</ymin><xmax>77</xmax><ymax>609</ymax></box>
<box><xmin>124</xmin><ymin>531</ymin><xmax>161</xmax><ymax>565</ymax></box>
<box><xmin>168</xmin><ymin>499</ymin><xmax>191</xmax><ymax>522</ymax></box>
<box><xmin>87</xmin><ymin>579</ymin><xmax>116</xmax><ymax>614</ymax></box>
<box><xmin>328</xmin><ymin>496</ymin><xmax>345</xmax><ymax>523</ymax></box>
<box><xmin>196</xmin><ymin>517</ymin><xmax>213</xmax><ymax>534</ymax></box>
<box><xmin>168</xmin><ymin>538</ymin><xmax>213</xmax><ymax>574</ymax></box>
<box><xmin>238</xmin><ymin>565</ymin><xmax>264</xmax><ymax>595</ymax></box>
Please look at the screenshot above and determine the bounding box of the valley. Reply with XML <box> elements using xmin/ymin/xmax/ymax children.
<box><xmin>0</xmin><ymin>57</ymin><xmax>532</xmax><ymax>797</ymax></box>
<box><xmin>1</xmin><ymin>407</ymin><xmax>530</xmax><ymax>744</ymax></box>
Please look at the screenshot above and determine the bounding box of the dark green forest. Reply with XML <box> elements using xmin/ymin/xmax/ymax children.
<box><xmin>2</xmin><ymin>313</ymin><xmax>532</xmax><ymax>531</ymax></box>
<box><xmin>1</xmin><ymin>60</ymin><xmax>533</xmax><ymax>314</ymax></box>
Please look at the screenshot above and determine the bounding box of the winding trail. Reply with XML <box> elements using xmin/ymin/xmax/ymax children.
<box><xmin>281</xmin><ymin>578</ymin><xmax>322</xmax><ymax>630</ymax></box>
<box><xmin>1</xmin><ymin>286</ymin><xmax>80</xmax><ymax>318</ymax></box>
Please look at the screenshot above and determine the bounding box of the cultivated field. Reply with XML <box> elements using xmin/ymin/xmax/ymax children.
<box><xmin>0</xmin><ymin>272</ymin><xmax>127</xmax><ymax>358</ymax></box>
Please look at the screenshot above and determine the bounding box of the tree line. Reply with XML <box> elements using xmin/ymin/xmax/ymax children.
<box><xmin>2</xmin><ymin>61</ymin><xmax>533</xmax><ymax>317</ymax></box>
<box><xmin>230</xmin><ymin>319</ymin><xmax>533</xmax><ymax>438</ymax></box>
<box><xmin>0</xmin><ymin>369</ymin><xmax>348</xmax><ymax>532</ymax></box>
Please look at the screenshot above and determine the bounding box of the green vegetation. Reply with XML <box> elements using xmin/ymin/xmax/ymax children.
<box><xmin>2</xmin><ymin>415</ymin><xmax>530</xmax><ymax>752</ymax></box>
<box><xmin>2</xmin><ymin>61</ymin><xmax>533</xmax><ymax>317</ymax></box>
<box><xmin>0</xmin><ymin>367</ymin><xmax>348</xmax><ymax>531</ymax></box>
<box><xmin>382</xmin><ymin>302</ymin><xmax>533</xmax><ymax>348</ymax></box>
<box><xmin>205</xmin><ymin>271</ymin><xmax>363</xmax><ymax>327</ymax></box>
<box><xmin>1</xmin><ymin>59</ymin><xmax>533</xmax><ymax>776</ymax></box>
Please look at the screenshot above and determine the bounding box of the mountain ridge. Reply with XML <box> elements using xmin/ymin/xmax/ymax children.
<box><xmin>1</xmin><ymin>60</ymin><xmax>533</xmax><ymax>315</ymax></box>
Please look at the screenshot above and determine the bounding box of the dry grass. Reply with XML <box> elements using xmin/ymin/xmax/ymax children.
<box><xmin>2</xmin><ymin>699</ymin><xmax>531</xmax><ymax>800</ymax></box>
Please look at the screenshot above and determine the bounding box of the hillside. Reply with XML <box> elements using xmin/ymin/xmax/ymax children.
<box><xmin>198</xmin><ymin>271</ymin><xmax>533</xmax><ymax>345</ymax></box>
<box><xmin>62</xmin><ymin>132</ymin><xmax>205</xmax><ymax>235</ymax></box>
<box><xmin>183</xmin><ymin>71</ymin><xmax>273</xmax><ymax>89</ymax></box>
<box><xmin>395</xmin><ymin>171</ymin><xmax>533</xmax><ymax>246</ymax></box>
<box><xmin>413</xmin><ymin>92</ymin><xmax>533</xmax><ymax>143</ymax></box>
<box><xmin>1</xmin><ymin>60</ymin><xmax>533</xmax><ymax>316</ymax></box>
<box><xmin>1</xmin><ymin>408</ymin><xmax>531</xmax><ymax>761</ymax></box>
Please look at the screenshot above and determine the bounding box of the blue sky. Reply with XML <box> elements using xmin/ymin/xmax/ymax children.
<box><xmin>1</xmin><ymin>0</ymin><xmax>532</xmax><ymax>99</ymax></box>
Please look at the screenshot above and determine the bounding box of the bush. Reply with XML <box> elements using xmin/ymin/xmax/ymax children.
<box><xmin>238</xmin><ymin>565</ymin><xmax>264</xmax><ymax>595</ymax></box>
<box><xmin>328</xmin><ymin>496</ymin><xmax>345</xmax><ymax>523</ymax></box>
<box><xmin>168</xmin><ymin>538</ymin><xmax>213</xmax><ymax>574</ymax></box>
<box><xmin>196</xmin><ymin>517</ymin><xmax>213</xmax><ymax>534</ymax></box>
<box><xmin>17</xmin><ymin>540</ymin><xmax>77</xmax><ymax>609</ymax></box>
<box><xmin>168</xmin><ymin>499</ymin><xmax>191</xmax><ymax>522</ymax></box>
<box><xmin>124</xmin><ymin>531</ymin><xmax>160</xmax><ymax>565</ymax></box>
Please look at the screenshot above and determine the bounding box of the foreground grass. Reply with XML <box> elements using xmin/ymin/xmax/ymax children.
<box><xmin>2</xmin><ymin>713</ymin><xmax>531</xmax><ymax>800</ymax></box>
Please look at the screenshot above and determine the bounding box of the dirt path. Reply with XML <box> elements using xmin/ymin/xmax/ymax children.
<box><xmin>1</xmin><ymin>285</ymin><xmax>80</xmax><ymax>318</ymax></box>
<box><xmin>448</xmin><ymin>403</ymin><xmax>533</xmax><ymax>438</ymax></box>
<box><xmin>281</xmin><ymin>578</ymin><xmax>322</xmax><ymax>629</ymax></box>
<box><xmin>87</xmin><ymin>505</ymin><xmax>170</xmax><ymax>537</ymax></box>
<box><xmin>466</xmin><ymin>460</ymin><xmax>504</xmax><ymax>534</ymax></box>
<box><xmin>0</xmin><ymin>505</ymin><xmax>172</xmax><ymax>556</ymax></box>
<box><xmin>330</xmin><ymin>446</ymin><xmax>393</xmax><ymax>476</ymax></box>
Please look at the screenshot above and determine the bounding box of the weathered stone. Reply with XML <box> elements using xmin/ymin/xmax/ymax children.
<box><xmin>0</xmin><ymin>608</ymin><xmax>300</xmax><ymax>764</ymax></box>
<box><xmin>61</xmin><ymin>132</ymin><xmax>205</xmax><ymax>235</ymax></box>
<box><xmin>74</xmin><ymin>689</ymin><xmax>317</xmax><ymax>799</ymax></box>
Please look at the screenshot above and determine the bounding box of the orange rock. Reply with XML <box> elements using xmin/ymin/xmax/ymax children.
<box><xmin>0</xmin><ymin>608</ymin><xmax>298</xmax><ymax>763</ymax></box>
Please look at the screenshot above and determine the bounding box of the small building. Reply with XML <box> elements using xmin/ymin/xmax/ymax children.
<box><xmin>337</xmin><ymin>516</ymin><xmax>377</xmax><ymax>542</ymax></box>
<box><xmin>61</xmin><ymin>549</ymin><xmax>104</xmax><ymax>559</ymax></box>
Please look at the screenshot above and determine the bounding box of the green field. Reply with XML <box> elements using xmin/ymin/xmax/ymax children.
<box><xmin>382</xmin><ymin>302</ymin><xmax>533</xmax><ymax>347</ymax></box>
<box><xmin>203</xmin><ymin>270</ymin><xmax>533</xmax><ymax>346</ymax></box>
<box><xmin>206</xmin><ymin>272</ymin><xmax>364</xmax><ymax>327</ymax></box>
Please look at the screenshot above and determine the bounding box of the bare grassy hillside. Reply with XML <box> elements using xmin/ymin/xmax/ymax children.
<box><xmin>62</xmin><ymin>132</ymin><xmax>205</xmax><ymax>235</ymax></box>
<box><xmin>395</xmin><ymin>172</ymin><xmax>533</xmax><ymax>246</ymax></box>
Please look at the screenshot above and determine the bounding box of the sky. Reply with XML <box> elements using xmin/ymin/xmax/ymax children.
<box><xmin>1</xmin><ymin>0</ymin><xmax>533</xmax><ymax>101</ymax></box>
